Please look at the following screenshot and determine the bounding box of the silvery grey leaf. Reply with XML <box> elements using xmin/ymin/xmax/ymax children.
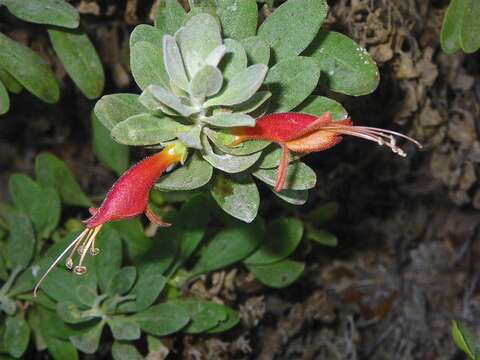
<box><xmin>202</xmin><ymin>113</ymin><xmax>255</xmax><ymax>128</ymax></box>
<box><xmin>163</xmin><ymin>35</ymin><xmax>189</xmax><ymax>91</ymax></box>
<box><xmin>147</xmin><ymin>85</ymin><xmax>197</xmax><ymax>116</ymax></box>
<box><xmin>206</xmin><ymin>45</ymin><xmax>227</xmax><ymax>67</ymax></box>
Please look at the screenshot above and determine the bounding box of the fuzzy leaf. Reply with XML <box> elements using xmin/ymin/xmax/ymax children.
<box><xmin>295</xmin><ymin>95</ymin><xmax>348</xmax><ymax>120</ymax></box>
<box><xmin>253</xmin><ymin>162</ymin><xmax>317</xmax><ymax>190</ymax></box>
<box><xmin>48</xmin><ymin>28</ymin><xmax>104</xmax><ymax>99</ymax></box>
<box><xmin>241</xmin><ymin>36</ymin><xmax>270</xmax><ymax>65</ymax></box>
<box><xmin>118</xmin><ymin>273</ymin><xmax>166</xmax><ymax>313</ymax></box>
<box><xmin>171</xmin><ymin>299</ymin><xmax>227</xmax><ymax>334</ymax></box>
<box><xmin>217</xmin><ymin>0</ymin><xmax>258</xmax><ymax>40</ymax></box>
<box><xmin>211</xmin><ymin>173</ymin><xmax>259</xmax><ymax>223</ymax></box>
<box><xmin>130</xmin><ymin>24</ymin><xmax>164</xmax><ymax>49</ymax></box>
<box><xmin>133</xmin><ymin>303</ymin><xmax>190</xmax><ymax>336</ymax></box>
<box><xmin>7</xmin><ymin>212</ymin><xmax>35</xmax><ymax>270</ymax></box>
<box><xmin>265</xmin><ymin>56</ymin><xmax>320</xmax><ymax>112</ymax></box>
<box><xmin>257</xmin><ymin>146</ymin><xmax>300</xmax><ymax>169</ymax></box>
<box><xmin>111</xmin><ymin>341</ymin><xmax>144</xmax><ymax>360</ymax></box>
<box><xmin>111</xmin><ymin>113</ymin><xmax>184</xmax><ymax>146</ymax></box>
<box><xmin>94</xmin><ymin>94</ymin><xmax>148</xmax><ymax>130</ymax></box>
<box><xmin>44</xmin><ymin>335</ymin><xmax>79</xmax><ymax>360</ymax></box>
<box><xmin>69</xmin><ymin>321</ymin><xmax>104</xmax><ymax>354</ymax></box>
<box><xmin>232</xmin><ymin>90</ymin><xmax>271</xmax><ymax>114</ymax></box>
<box><xmin>156</xmin><ymin>152</ymin><xmax>213</xmax><ymax>191</ymax></box>
<box><xmin>0</xmin><ymin>33</ymin><xmax>59</xmax><ymax>103</ymax></box>
<box><xmin>245</xmin><ymin>218</ymin><xmax>303</xmax><ymax>265</ymax></box>
<box><xmin>94</xmin><ymin>226</ymin><xmax>122</xmax><ymax>293</ymax></box>
<box><xmin>220</xmin><ymin>38</ymin><xmax>247</xmax><ymax>81</ymax></box>
<box><xmin>131</xmin><ymin>41</ymin><xmax>169</xmax><ymax>90</ymax></box>
<box><xmin>0</xmin><ymin>0</ymin><xmax>79</xmax><ymax>28</ymax></box>
<box><xmin>146</xmin><ymin>85</ymin><xmax>197</xmax><ymax>116</ymax></box>
<box><xmin>35</xmin><ymin>153</ymin><xmax>92</xmax><ymax>207</ymax></box>
<box><xmin>308</xmin><ymin>31</ymin><xmax>380</xmax><ymax>96</ymax></box>
<box><xmin>112</xmin><ymin>219</ymin><xmax>152</xmax><ymax>261</ymax></box>
<box><xmin>4</xmin><ymin>314</ymin><xmax>30</xmax><ymax>358</ymax></box>
<box><xmin>0</xmin><ymin>68</ymin><xmax>22</xmax><ymax>94</ymax></box>
<box><xmin>247</xmin><ymin>259</ymin><xmax>305</xmax><ymax>288</ymax></box>
<box><xmin>107</xmin><ymin>266</ymin><xmax>137</xmax><ymax>296</ymax></box>
<box><xmin>461</xmin><ymin>0</ymin><xmax>480</xmax><ymax>53</ymax></box>
<box><xmin>201</xmin><ymin>134</ymin><xmax>261</xmax><ymax>173</ymax></box>
<box><xmin>204</xmin><ymin>64</ymin><xmax>268</xmax><ymax>107</ymax></box>
<box><xmin>92</xmin><ymin>114</ymin><xmax>129</xmax><ymax>176</ymax></box>
<box><xmin>177</xmin><ymin>125</ymin><xmax>202</xmax><ymax>149</ymax></box>
<box><xmin>177</xmin><ymin>13</ymin><xmax>222</xmax><ymax>77</ymax></box>
<box><xmin>0</xmin><ymin>80</ymin><xmax>9</xmax><ymax>115</ymax></box>
<box><xmin>191</xmin><ymin>219</ymin><xmax>264</xmax><ymax>275</ymax></box>
<box><xmin>203</xmin><ymin>113</ymin><xmax>255</xmax><ymax>128</ymax></box>
<box><xmin>163</xmin><ymin>35</ymin><xmax>189</xmax><ymax>91</ymax></box>
<box><xmin>189</xmin><ymin>65</ymin><xmax>223</xmax><ymax>99</ymax></box>
<box><xmin>108</xmin><ymin>317</ymin><xmax>141</xmax><ymax>341</ymax></box>
<box><xmin>207</xmin><ymin>306</ymin><xmax>240</xmax><ymax>333</ymax></box>
<box><xmin>206</xmin><ymin>44</ymin><xmax>227</xmax><ymax>67</ymax></box>
<box><xmin>258</xmin><ymin>0</ymin><xmax>327</xmax><ymax>60</ymax></box>
<box><xmin>8</xmin><ymin>174</ymin><xmax>61</xmax><ymax>238</ymax></box>
<box><xmin>155</xmin><ymin>0</ymin><xmax>187</xmax><ymax>34</ymax></box>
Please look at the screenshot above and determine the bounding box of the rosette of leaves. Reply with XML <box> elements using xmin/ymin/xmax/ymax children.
<box><xmin>0</xmin><ymin>0</ymin><xmax>105</xmax><ymax>115</ymax></box>
<box><xmin>94</xmin><ymin>0</ymin><xmax>379</xmax><ymax>223</ymax></box>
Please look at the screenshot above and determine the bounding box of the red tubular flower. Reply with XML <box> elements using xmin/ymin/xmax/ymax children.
<box><xmin>231</xmin><ymin>112</ymin><xmax>422</xmax><ymax>192</ymax></box>
<box><xmin>34</xmin><ymin>143</ymin><xmax>185</xmax><ymax>296</ymax></box>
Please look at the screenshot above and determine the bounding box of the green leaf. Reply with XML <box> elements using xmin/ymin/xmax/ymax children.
<box><xmin>9</xmin><ymin>174</ymin><xmax>61</xmax><ymax>239</ymax></box>
<box><xmin>48</xmin><ymin>28</ymin><xmax>104</xmax><ymax>99</ymax></box>
<box><xmin>133</xmin><ymin>303</ymin><xmax>190</xmax><ymax>336</ymax></box>
<box><xmin>112</xmin><ymin>219</ymin><xmax>152</xmax><ymax>261</ymax></box>
<box><xmin>69</xmin><ymin>321</ymin><xmax>104</xmax><ymax>354</ymax></box>
<box><xmin>257</xmin><ymin>146</ymin><xmax>300</xmax><ymax>169</ymax></box>
<box><xmin>171</xmin><ymin>299</ymin><xmax>227</xmax><ymax>334</ymax></box>
<box><xmin>92</xmin><ymin>114</ymin><xmax>129</xmax><ymax>176</ymax></box>
<box><xmin>135</xmin><ymin>228</ymin><xmax>178</xmax><ymax>277</ymax></box>
<box><xmin>189</xmin><ymin>65</ymin><xmax>223</xmax><ymax>99</ymax></box>
<box><xmin>220</xmin><ymin>38</ymin><xmax>247</xmax><ymax>81</ymax></box>
<box><xmin>440</xmin><ymin>0</ymin><xmax>467</xmax><ymax>53</ymax></box>
<box><xmin>0</xmin><ymin>33</ymin><xmax>59</xmax><ymax>103</ymax></box>
<box><xmin>191</xmin><ymin>219</ymin><xmax>263</xmax><ymax>275</ymax></box>
<box><xmin>201</xmin><ymin>134</ymin><xmax>261</xmax><ymax>173</ymax></box>
<box><xmin>94</xmin><ymin>94</ymin><xmax>148</xmax><ymax>131</ymax></box>
<box><xmin>163</xmin><ymin>35</ymin><xmax>189</xmax><ymax>91</ymax></box>
<box><xmin>156</xmin><ymin>152</ymin><xmax>213</xmax><ymax>191</ymax></box>
<box><xmin>0</xmin><ymin>297</ymin><xmax>16</xmax><ymax>316</ymax></box>
<box><xmin>0</xmin><ymin>80</ymin><xmax>9</xmax><ymax>115</ymax></box>
<box><xmin>56</xmin><ymin>301</ymin><xmax>88</xmax><ymax>324</ymax></box>
<box><xmin>258</xmin><ymin>0</ymin><xmax>327</xmax><ymax>60</ymax></box>
<box><xmin>35</xmin><ymin>153</ymin><xmax>92</xmax><ymax>207</ymax></box>
<box><xmin>166</xmin><ymin>194</ymin><xmax>211</xmax><ymax>275</ymax></box>
<box><xmin>295</xmin><ymin>95</ymin><xmax>348</xmax><ymax>120</ymax></box>
<box><xmin>247</xmin><ymin>259</ymin><xmax>305</xmax><ymax>288</ymax></box>
<box><xmin>130</xmin><ymin>24</ymin><xmax>163</xmax><ymax>49</ymax></box>
<box><xmin>0</xmin><ymin>0</ymin><xmax>79</xmax><ymax>28</ymax></box>
<box><xmin>245</xmin><ymin>218</ymin><xmax>303</xmax><ymax>265</ymax></box>
<box><xmin>461</xmin><ymin>0</ymin><xmax>480</xmax><ymax>53</ymax></box>
<box><xmin>204</xmin><ymin>64</ymin><xmax>268</xmax><ymax>107</ymax></box>
<box><xmin>452</xmin><ymin>320</ymin><xmax>478</xmax><ymax>359</ymax></box>
<box><xmin>108</xmin><ymin>317</ymin><xmax>141</xmax><ymax>341</ymax></box>
<box><xmin>111</xmin><ymin>341</ymin><xmax>144</xmax><ymax>360</ymax></box>
<box><xmin>155</xmin><ymin>0</ymin><xmax>187</xmax><ymax>34</ymax></box>
<box><xmin>265</xmin><ymin>56</ymin><xmax>320</xmax><ymax>112</ymax></box>
<box><xmin>4</xmin><ymin>314</ymin><xmax>30</xmax><ymax>358</ymax></box>
<box><xmin>211</xmin><ymin>173</ymin><xmax>259</xmax><ymax>223</ymax></box>
<box><xmin>308</xmin><ymin>31</ymin><xmax>380</xmax><ymax>96</ymax></box>
<box><xmin>204</xmin><ymin>127</ymin><xmax>270</xmax><ymax>156</ymax></box>
<box><xmin>7</xmin><ymin>212</ymin><xmax>35</xmax><ymax>270</ymax></box>
<box><xmin>253</xmin><ymin>162</ymin><xmax>317</xmax><ymax>190</ymax></box>
<box><xmin>44</xmin><ymin>336</ymin><xmax>79</xmax><ymax>360</ymax></box>
<box><xmin>94</xmin><ymin>226</ymin><xmax>122</xmax><ymax>293</ymax></box>
<box><xmin>131</xmin><ymin>41</ymin><xmax>169</xmax><ymax>90</ymax></box>
<box><xmin>107</xmin><ymin>267</ymin><xmax>137</xmax><ymax>296</ymax></box>
<box><xmin>217</xmin><ymin>0</ymin><xmax>258</xmax><ymax>40</ymax></box>
<box><xmin>307</xmin><ymin>228</ymin><xmax>337</xmax><ymax>247</ymax></box>
<box><xmin>177</xmin><ymin>125</ymin><xmax>202</xmax><ymax>149</ymax></box>
<box><xmin>207</xmin><ymin>306</ymin><xmax>240</xmax><ymax>333</ymax></box>
<box><xmin>203</xmin><ymin>113</ymin><xmax>255</xmax><ymax>128</ymax></box>
<box><xmin>305</xmin><ymin>201</ymin><xmax>338</xmax><ymax>224</ymax></box>
<box><xmin>0</xmin><ymin>68</ymin><xmax>22</xmax><ymax>94</ymax></box>
<box><xmin>177</xmin><ymin>13</ymin><xmax>222</xmax><ymax>77</ymax></box>
<box><xmin>241</xmin><ymin>36</ymin><xmax>270</xmax><ymax>65</ymax></box>
<box><xmin>111</xmin><ymin>113</ymin><xmax>184</xmax><ymax>146</ymax></box>
<box><xmin>232</xmin><ymin>90</ymin><xmax>271</xmax><ymax>114</ymax></box>
<box><xmin>118</xmin><ymin>273</ymin><xmax>166</xmax><ymax>313</ymax></box>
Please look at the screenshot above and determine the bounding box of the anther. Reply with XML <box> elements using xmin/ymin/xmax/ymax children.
<box><xmin>90</xmin><ymin>248</ymin><xmax>100</xmax><ymax>256</ymax></box>
<box><xmin>74</xmin><ymin>266</ymin><xmax>87</xmax><ymax>275</ymax></box>
<box><xmin>66</xmin><ymin>258</ymin><xmax>73</xmax><ymax>270</ymax></box>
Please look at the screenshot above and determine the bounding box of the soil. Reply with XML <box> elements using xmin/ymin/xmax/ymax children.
<box><xmin>1</xmin><ymin>0</ymin><xmax>479</xmax><ymax>359</ymax></box>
